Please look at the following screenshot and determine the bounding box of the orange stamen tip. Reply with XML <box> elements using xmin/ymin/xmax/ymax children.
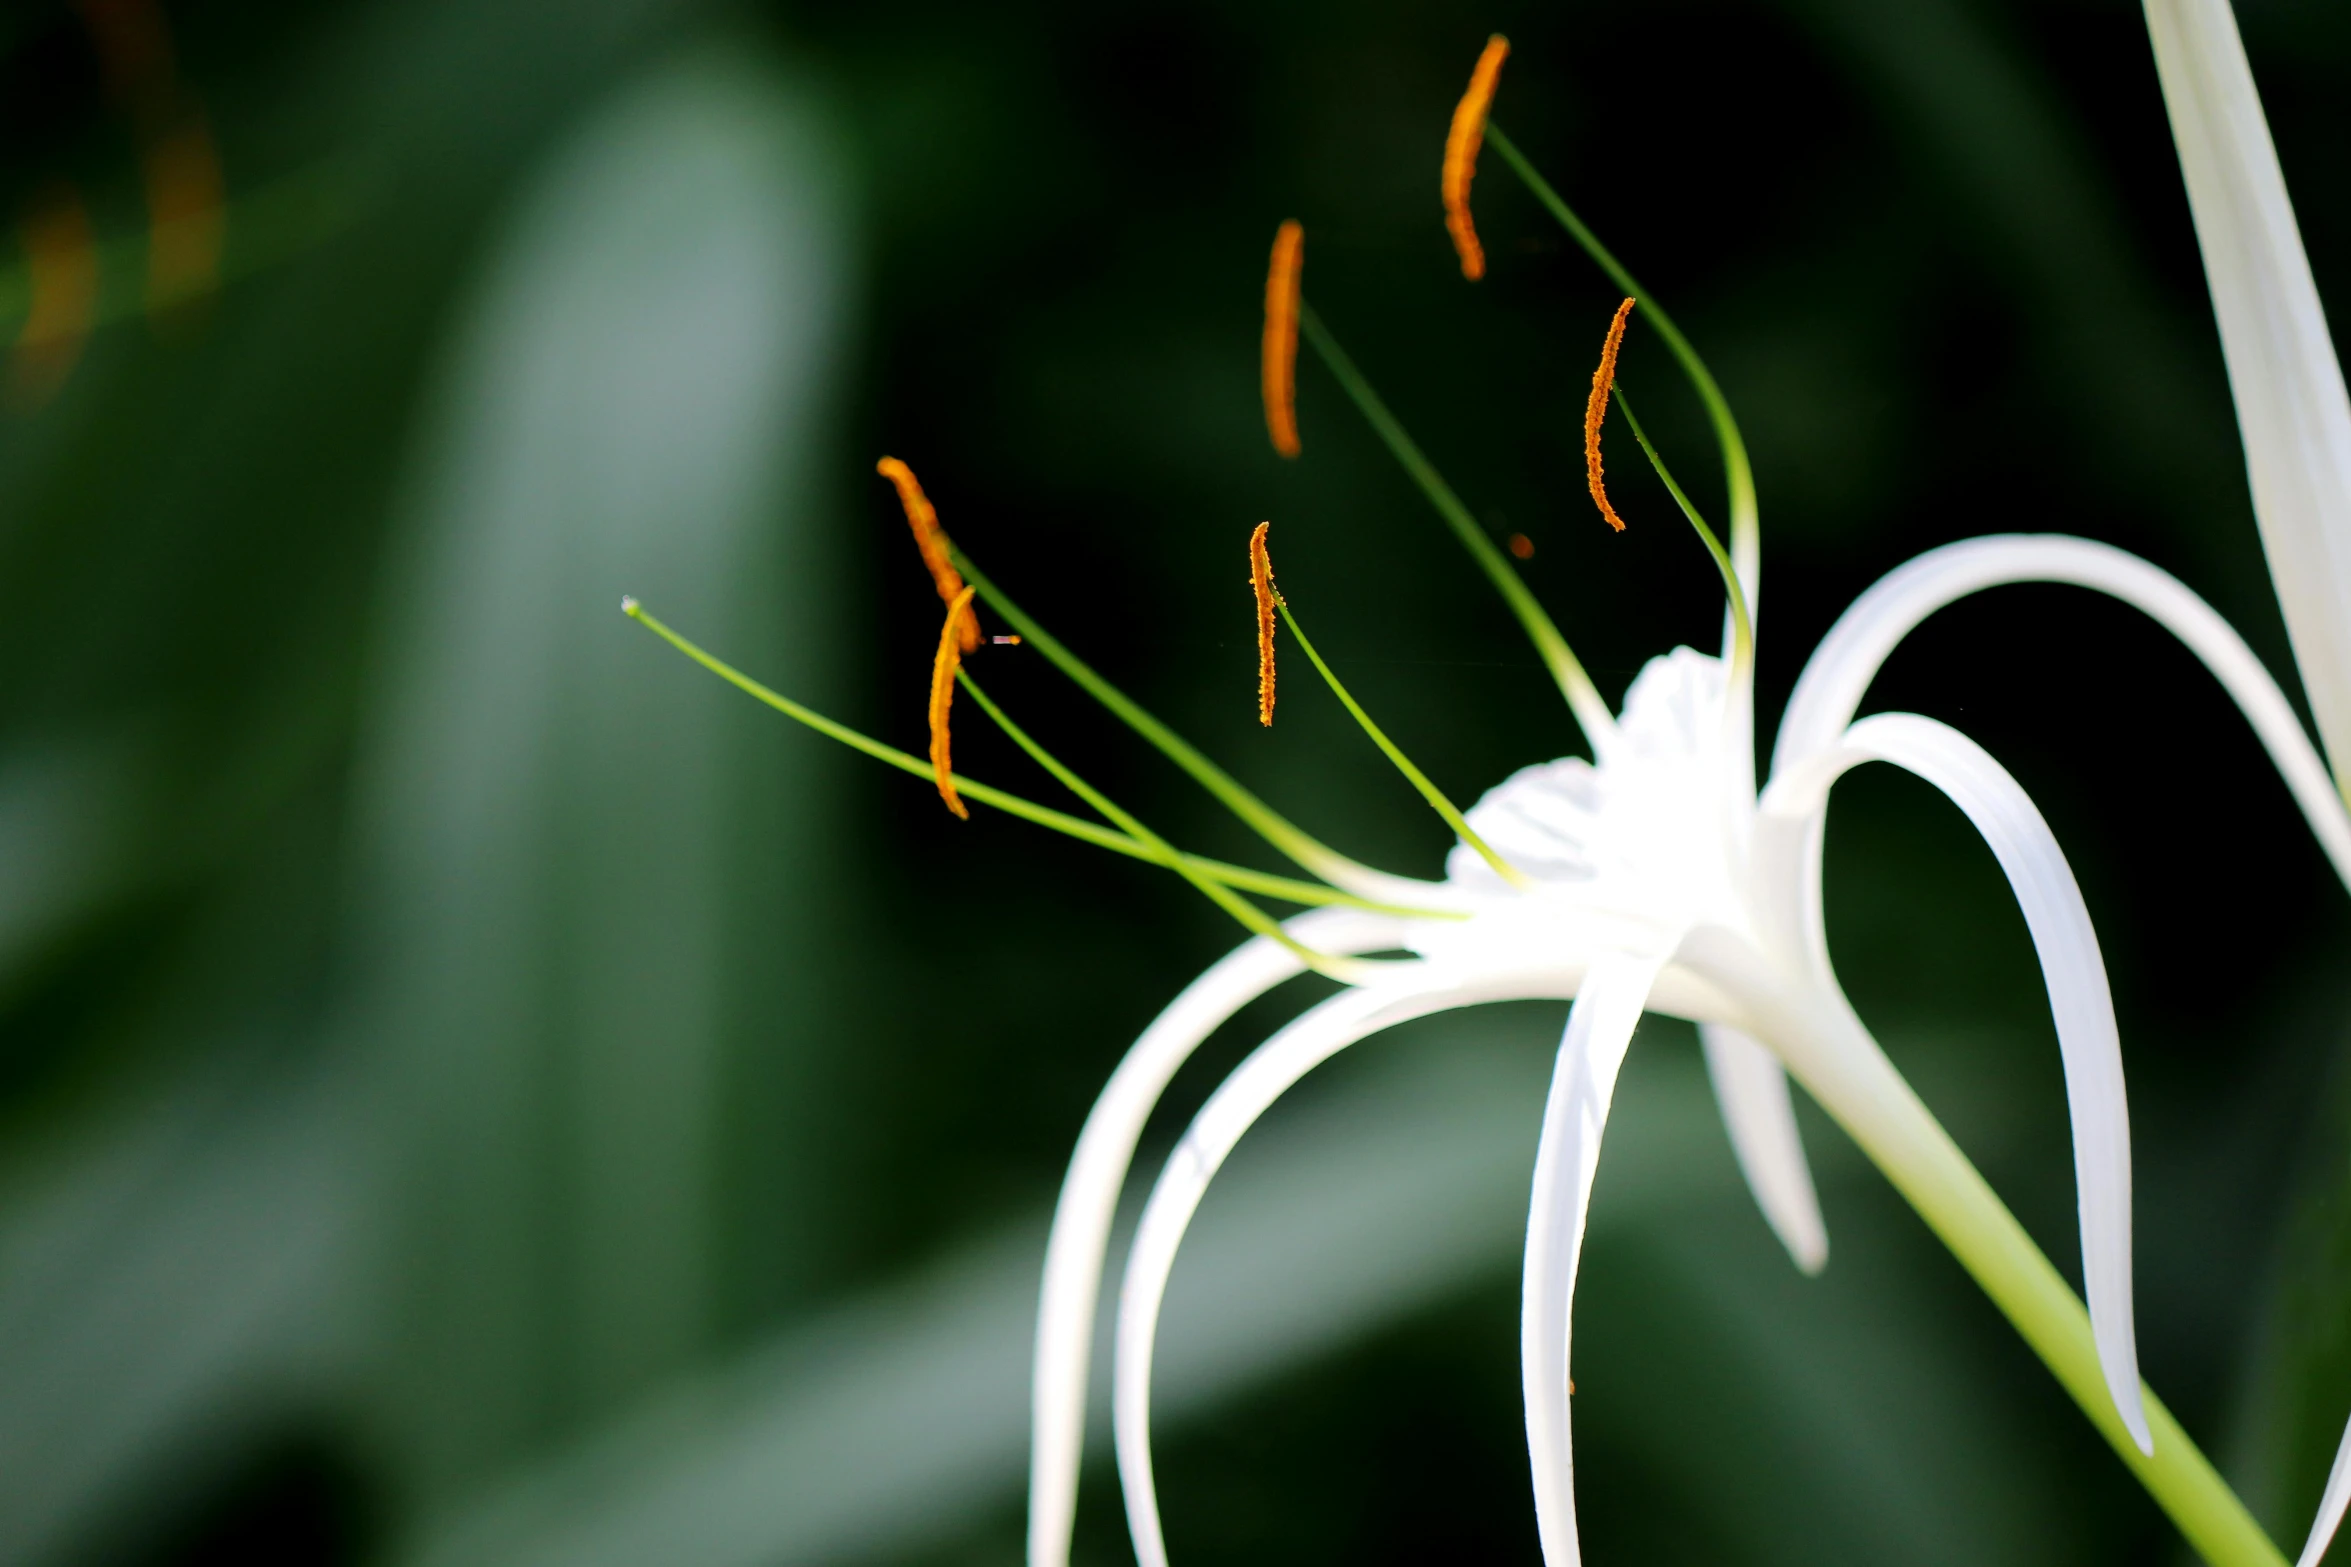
<box><xmin>877</xmin><ymin>455</ymin><xmax>981</xmax><ymax>650</ymax></box>
<box><xmin>1443</xmin><ymin>35</ymin><xmax>1510</xmax><ymax>282</ymax></box>
<box><xmin>1583</xmin><ymin>297</ymin><xmax>1636</xmax><ymax>533</ymax></box>
<box><xmin>1507</xmin><ymin>532</ymin><xmax>1535</xmax><ymax>560</ymax></box>
<box><xmin>1262</xmin><ymin>221</ymin><xmax>1304</xmax><ymax>459</ymax></box>
<box><xmin>1249</xmin><ymin>522</ymin><xmax>1278</xmax><ymax>727</ymax></box>
<box><xmin>929</xmin><ymin>584</ymin><xmax>979</xmax><ymax>819</ymax></box>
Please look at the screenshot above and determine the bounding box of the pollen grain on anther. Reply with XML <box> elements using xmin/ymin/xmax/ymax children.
<box><xmin>877</xmin><ymin>455</ymin><xmax>982</xmax><ymax>651</ymax></box>
<box><xmin>1584</xmin><ymin>296</ymin><xmax>1636</xmax><ymax>533</ymax></box>
<box><xmin>929</xmin><ymin>585</ymin><xmax>980</xmax><ymax>819</ymax></box>
<box><xmin>1249</xmin><ymin>522</ymin><xmax>1278</xmax><ymax>727</ymax></box>
<box><xmin>1262</xmin><ymin>221</ymin><xmax>1305</xmax><ymax>458</ymax></box>
<box><xmin>1507</xmin><ymin>532</ymin><xmax>1535</xmax><ymax>560</ymax></box>
<box><xmin>1443</xmin><ymin>35</ymin><xmax>1510</xmax><ymax>282</ymax></box>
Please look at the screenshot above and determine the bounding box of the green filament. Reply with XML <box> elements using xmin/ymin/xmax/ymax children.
<box><xmin>1295</xmin><ymin>304</ymin><xmax>1615</xmax><ymax>745</ymax></box>
<box><xmin>1612</xmin><ymin>387</ymin><xmax>1752</xmax><ymax>680</ymax></box>
<box><xmin>1483</xmin><ymin>123</ymin><xmax>1759</xmax><ymax>598</ymax></box>
<box><xmin>622</xmin><ymin>599</ymin><xmax>1451</xmax><ymax>920</ymax></box>
<box><xmin>947</xmin><ymin>552</ymin><xmax>1401</xmax><ymax>898</ymax></box>
<box><xmin>1274</xmin><ymin>596</ymin><xmax>1529</xmax><ymax>887</ymax></box>
<box><xmin>956</xmin><ymin>672</ymin><xmax>1399</xmax><ymax>983</ymax></box>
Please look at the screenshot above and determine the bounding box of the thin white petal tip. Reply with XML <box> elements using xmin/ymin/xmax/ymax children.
<box><xmin>1794</xmin><ymin>1236</ymin><xmax>1828</xmax><ymax>1277</ymax></box>
<box><xmin>2124</xmin><ymin>1398</ymin><xmax>2153</xmax><ymax>1458</ymax></box>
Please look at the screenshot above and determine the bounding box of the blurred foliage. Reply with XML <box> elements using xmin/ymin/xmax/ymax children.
<box><xmin>0</xmin><ymin>0</ymin><xmax>2345</xmax><ymax>1565</ymax></box>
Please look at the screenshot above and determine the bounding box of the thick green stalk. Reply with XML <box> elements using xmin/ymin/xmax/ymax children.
<box><xmin>1742</xmin><ymin>964</ymin><xmax>2288</xmax><ymax>1567</ymax></box>
<box><xmin>1294</xmin><ymin>304</ymin><xmax>1616</xmax><ymax>745</ymax></box>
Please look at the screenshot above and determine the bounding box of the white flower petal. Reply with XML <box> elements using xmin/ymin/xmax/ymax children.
<box><xmin>1699</xmin><ymin>1023</ymin><xmax>1829</xmax><ymax>1275</ymax></box>
<box><xmin>2146</xmin><ymin>0</ymin><xmax>2351</xmax><ymax>784</ymax></box>
<box><xmin>1026</xmin><ymin>908</ymin><xmax>1411</xmax><ymax>1567</ymax></box>
<box><xmin>1110</xmin><ymin>964</ymin><xmax>1582</xmax><ymax>1567</ymax></box>
<box><xmin>1760</xmin><ymin>712</ymin><xmax>2150</xmax><ymax>1453</ymax></box>
<box><xmin>1523</xmin><ymin>951</ymin><xmax>1667</xmax><ymax>1567</ymax></box>
<box><xmin>2298</xmin><ymin>1410</ymin><xmax>2351</xmax><ymax>1567</ymax></box>
<box><xmin>1774</xmin><ymin>533</ymin><xmax>2351</xmax><ymax>895</ymax></box>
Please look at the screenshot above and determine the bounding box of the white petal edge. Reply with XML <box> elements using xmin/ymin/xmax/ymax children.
<box><xmin>1699</xmin><ymin>1022</ymin><xmax>1829</xmax><ymax>1275</ymax></box>
<box><xmin>1772</xmin><ymin>533</ymin><xmax>2351</xmax><ymax>899</ymax></box>
<box><xmin>1110</xmin><ymin>963</ymin><xmax>1583</xmax><ymax>1567</ymax></box>
<box><xmin>2145</xmin><ymin>0</ymin><xmax>2351</xmax><ymax>787</ymax></box>
<box><xmin>2298</xmin><ymin>1410</ymin><xmax>2351</xmax><ymax>1567</ymax></box>
<box><xmin>1758</xmin><ymin>711</ymin><xmax>2151</xmax><ymax>1453</ymax></box>
<box><xmin>1026</xmin><ymin>907</ymin><xmax>1412</xmax><ymax>1567</ymax></box>
<box><xmin>1523</xmin><ymin>951</ymin><xmax>1668</xmax><ymax>1567</ymax></box>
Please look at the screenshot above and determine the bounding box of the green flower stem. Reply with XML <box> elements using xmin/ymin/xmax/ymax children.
<box><xmin>955</xmin><ymin>672</ymin><xmax>1391</xmax><ymax>983</ymax></box>
<box><xmin>621</xmin><ymin>598</ymin><xmax>1449</xmax><ymax>920</ymax></box>
<box><xmin>947</xmin><ymin>553</ymin><xmax>1405</xmax><ymax>901</ymax></box>
<box><xmin>1294</xmin><ymin>303</ymin><xmax>1616</xmax><ymax>746</ymax></box>
<box><xmin>1483</xmin><ymin>123</ymin><xmax>1759</xmax><ymax>594</ymax></box>
<box><xmin>1612</xmin><ymin>387</ymin><xmax>1752</xmax><ymax>684</ymax></box>
<box><xmin>1274</xmin><ymin>597</ymin><xmax>1528</xmax><ymax>886</ymax></box>
<box><xmin>1740</xmin><ymin>962</ymin><xmax>2288</xmax><ymax>1567</ymax></box>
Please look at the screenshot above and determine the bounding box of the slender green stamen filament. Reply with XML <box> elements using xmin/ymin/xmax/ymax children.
<box><xmin>1295</xmin><ymin>303</ymin><xmax>1614</xmax><ymax>746</ymax></box>
<box><xmin>947</xmin><ymin>552</ymin><xmax>1399</xmax><ymax>897</ymax></box>
<box><xmin>956</xmin><ymin>672</ymin><xmax>1400</xmax><ymax>983</ymax></box>
<box><xmin>1613</xmin><ymin>387</ymin><xmax>1753</xmax><ymax>681</ymax></box>
<box><xmin>1274</xmin><ymin>597</ymin><xmax>1530</xmax><ymax>888</ymax></box>
<box><xmin>621</xmin><ymin>599</ymin><xmax>1452</xmax><ymax>920</ymax></box>
<box><xmin>1483</xmin><ymin>123</ymin><xmax>1758</xmax><ymax>599</ymax></box>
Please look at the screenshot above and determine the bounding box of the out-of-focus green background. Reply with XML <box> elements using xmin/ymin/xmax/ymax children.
<box><xmin>1</xmin><ymin>0</ymin><xmax>2347</xmax><ymax>1562</ymax></box>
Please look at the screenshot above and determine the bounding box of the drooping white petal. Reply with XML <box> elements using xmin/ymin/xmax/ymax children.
<box><xmin>2144</xmin><ymin>0</ymin><xmax>2351</xmax><ymax>786</ymax></box>
<box><xmin>1773</xmin><ymin>533</ymin><xmax>2351</xmax><ymax>896</ymax></box>
<box><xmin>1758</xmin><ymin>712</ymin><xmax>2150</xmax><ymax>1453</ymax></box>
<box><xmin>1027</xmin><ymin>907</ymin><xmax>1410</xmax><ymax>1567</ymax></box>
<box><xmin>1111</xmin><ymin>963</ymin><xmax>1583</xmax><ymax>1567</ymax></box>
<box><xmin>2299</xmin><ymin>1411</ymin><xmax>2351</xmax><ymax>1567</ymax></box>
<box><xmin>1523</xmin><ymin>952</ymin><xmax>1667</xmax><ymax>1567</ymax></box>
<box><xmin>1699</xmin><ymin>1023</ymin><xmax>1829</xmax><ymax>1275</ymax></box>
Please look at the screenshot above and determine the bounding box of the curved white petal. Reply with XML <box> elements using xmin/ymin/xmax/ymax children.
<box><xmin>2145</xmin><ymin>0</ymin><xmax>2351</xmax><ymax>786</ymax></box>
<box><xmin>1111</xmin><ymin>964</ymin><xmax>1581</xmax><ymax>1567</ymax></box>
<box><xmin>1026</xmin><ymin>907</ymin><xmax>1410</xmax><ymax>1567</ymax></box>
<box><xmin>1523</xmin><ymin>951</ymin><xmax>1667</xmax><ymax>1567</ymax></box>
<box><xmin>1773</xmin><ymin>533</ymin><xmax>2351</xmax><ymax>897</ymax></box>
<box><xmin>2300</xmin><ymin>1411</ymin><xmax>2351</xmax><ymax>1567</ymax></box>
<box><xmin>1699</xmin><ymin>1023</ymin><xmax>1829</xmax><ymax>1275</ymax></box>
<box><xmin>1759</xmin><ymin>712</ymin><xmax>2150</xmax><ymax>1453</ymax></box>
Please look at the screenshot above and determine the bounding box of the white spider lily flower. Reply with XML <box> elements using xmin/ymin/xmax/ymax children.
<box><xmin>2145</xmin><ymin>0</ymin><xmax>2351</xmax><ymax>798</ymax></box>
<box><xmin>1047</xmin><ymin>531</ymin><xmax>2351</xmax><ymax>1567</ymax></box>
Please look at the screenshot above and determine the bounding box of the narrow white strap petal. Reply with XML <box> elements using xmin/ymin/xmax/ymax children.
<box><xmin>1523</xmin><ymin>951</ymin><xmax>1666</xmax><ymax>1567</ymax></box>
<box><xmin>1111</xmin><ymin>965</ymin><xmax>1577</xmax><ymax>1567</ymax></box>
<box><xmin>2145</xmin><ymin>0</ymin><xmax>2351</xmax><ymax>786</ymax></box>
<box><xmin>2299</xmin><ymin>1412</ymin><xmax>2351</xmax><ymax>1567</ymax></box>
<box><xmin>1699</xmin><ymin>1023</ymin><xmax>1828</xmax><ymax>1275</ymax></box>
<box><xmin>1772</xmin><ymin>534</ymin><xmax>2351</xmax><ymax>898</ymax></box>
<box><xmin>1760</xmin><ymin>712</ymin><xmax>2150</xmax><ymax>1453</ymax></box>
<box><xmin>1027</xmin><ymin>907</ymin><xmax>1410</xmax><ymax>1567</ymax></box>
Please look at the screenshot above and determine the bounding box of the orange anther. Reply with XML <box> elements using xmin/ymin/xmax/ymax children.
<box><xmin>877</xmin><ymin>456</ymin><xmax>982</xmax><ymax>651</ymax></box>
<box><xmin>1443</xmin><ymin>36</ymin><xmax>1510</xmax><ymax>281</ymax></box>
<box><xmin>1584</xmin><ymin>297</ymin><xmax>1636</xmax><ymax>533</ymax></box>
<box><xmin>1262</xmin><ymin>221</ymin><xmax>1304</xmax><ymax>458</ymax></box>
<box><xmin>1507</xmin><ymin>532</ymin><xmax>1535</xmax><ymax>559</ymax></box>
<box><xmin>929</xmin><ymin>584</ymin><xmax>980</xmax><ymax>819</ymax></box>
<box><xmin>1250</xmin><ymin>522</ymin><xmax>1278</xmax><ymax>726</ymax></box>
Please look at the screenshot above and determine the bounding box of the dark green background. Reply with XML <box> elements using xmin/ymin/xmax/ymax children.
<box><xmin>0</xmin><ymin>1</ymin><xmax>2344</xmax><ymax>1563</ymax></box>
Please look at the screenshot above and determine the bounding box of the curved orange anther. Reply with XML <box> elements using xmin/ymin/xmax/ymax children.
<box><xmin>929</xmin><ymin>584</ymin><xmax>980</xmax><ymax>818</ymax></box>
<box><xmin>1262</xmin><ymin>221</ymin><xmax>1304</xmax><ymax>458</ymax></box>
<box><xmin>1443</xmin><ymin>35</ymin><xmax>1510</xmax><ymax>281</ymax></box>
<box><xmin>1250</xmin><ymin>522</ymin><xmax>1278</xmax><ymax>726</ymax></box>
<box><xmin>1584</xmin><ymin>297</ymin><xmax>1636</xmax><ymax>532</ymax></box>
<box><xmin>878</xmin><ymin>455</ymin><xmax>982</xmax><ymax>651</ymax></box>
